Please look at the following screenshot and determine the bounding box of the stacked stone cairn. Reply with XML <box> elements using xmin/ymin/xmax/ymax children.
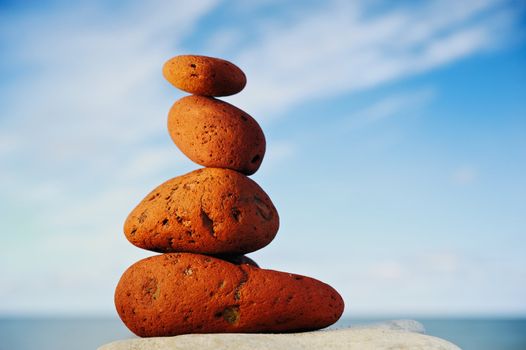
<box><xmin>115</xmin><ymin>55</ymin><xmax>344</xmax><ymax>337</ymax></box>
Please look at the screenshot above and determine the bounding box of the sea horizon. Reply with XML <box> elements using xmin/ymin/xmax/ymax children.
<box><xmin>1</xmin><ymin>315</ymin><xmax>525</xmax><ymax>350</ymax></box>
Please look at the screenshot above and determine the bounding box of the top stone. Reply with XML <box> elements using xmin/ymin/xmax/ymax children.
<box><xmin>163</xmin><ymin>55</ymin><xmax>247</xmax><ymax>96</ymax></box>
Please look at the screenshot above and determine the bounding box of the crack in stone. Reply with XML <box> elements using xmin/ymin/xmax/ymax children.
<box><xmin>254</xmin><ymin>196</ymin><xmax>272</xmax><ymax>220</ymax></box>
<box><xmin>234</xmin><ymin>265</ymin><xmax>249</xmax><ymax>301</ymax></box>
<box><xmin>200</xmin><ymin>206</ymin><xmax>216</xmax><ymax>238</ymax></box>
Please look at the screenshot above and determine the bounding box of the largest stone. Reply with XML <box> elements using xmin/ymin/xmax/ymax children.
<box><xmin>115</xmin><ymin>253</ymin><xmax>344</xmax><ymax>337</ymax></box>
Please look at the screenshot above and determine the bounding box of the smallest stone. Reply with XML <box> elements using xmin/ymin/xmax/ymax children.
<box><xmin>163</xmin><ymin>55</ymin><xmax>247</xmax><ymax>97</ymax></box>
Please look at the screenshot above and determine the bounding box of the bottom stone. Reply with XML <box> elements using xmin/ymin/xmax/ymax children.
<box><xmin>98</xmin><ymin>320</ymin><xmax>461</xmax><ymax>350</ymax></box>
<box><xmin>115</xmin><ymin>253</ymin><xmax>343</xmax><ymax>336</ymax></box>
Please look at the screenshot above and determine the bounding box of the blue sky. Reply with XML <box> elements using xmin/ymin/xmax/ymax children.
<box><xmin>1</xmin><ymin>0</ymin><xmax>525</xmax><ymax>317</ymax></box>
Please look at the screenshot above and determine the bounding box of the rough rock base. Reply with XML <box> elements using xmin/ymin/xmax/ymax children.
<box><xmin>98</xmin><ymin>320</ymin><xmax>461</xmax><ymax>350</ymax></box>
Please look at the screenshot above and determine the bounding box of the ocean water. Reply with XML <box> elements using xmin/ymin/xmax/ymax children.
<box><xmin>0</xmin><ymin>317</ymin><xmax>525</xmax><ymax>350</ymax></box>
<box><xmin>337</xmin><ymin>318</ymin><xmax>526</xmax><ymax>350</ymax></box>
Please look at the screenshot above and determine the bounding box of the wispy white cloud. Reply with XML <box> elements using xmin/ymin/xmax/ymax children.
<box><xmin>0</xmin><ymin>132</ymin><xmax>19</xmax><ymax>156</ymax></box>
<box><xmin>258</xmin><ymin>140</ymin><xmax>296</xmax><ymax>175</ymax></box>
<box><xmin>343</xmin><ymin>88</ymin><xmax>435</xmax><ymax>131</ymax></box>
<box><xmin>452</xmin><ymin>165</ymin><xmax>478</xmax><ymax>185</ymax></box>
<box><xmin>0</xmin><ymin>0</ymin><xmax>219</xmax><ymax>179</ymax></box>
<box><xmin>258</xmin><ymin>247</ymin><xmax>526</xmax><ymax>316</ymax></box>
<box><xmin>368</xmin><ymin>260</ymin><xmax>406</xmax><ymax>280</ymax></box>
<box><xmin>222</xmin><ymin>0</ymin><xmax>519</xmax><ymax>118</ymax></box>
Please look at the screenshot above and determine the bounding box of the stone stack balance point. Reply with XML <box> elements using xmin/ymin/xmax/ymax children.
<box><xmin>115</xmin><ymin>54</ymin><xmax>345</xmax><ymax>338</ymax></box>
